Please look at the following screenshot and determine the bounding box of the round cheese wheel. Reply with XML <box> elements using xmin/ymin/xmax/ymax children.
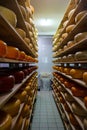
<box><xmin>0</xmin><ymin>6</ymin><xmax>17</xmax><ymax>27</ymax></box>
<box><xmin>26</xmin><ymin>6</ymin><xmax>32</xmax><ymax>17</ymax></box>
<box><xmin>67</xmin><ymin>54</ymin><xmax>74</xmax><ymax>62</ymax></box>
<box><xmin>75</xmin><ymin>51</ymin><xmax>87</xmax><ymax>61</ymax></box>
<box><xmin>18</xmin><ymin>51</ymin><xmax>26</xmax><ymax>61</ymax></box>
<box><xmin>13</xmin><ymin>116</ymin><xmax>23</xmax><ymax>130</ymax></box>
<box><xmin>63</xmin><ymin>68</ymin><xmax>71</xmax><ymax>75</ymax></box>
<box><xmin>70</xmin><ymin>69</ymin><xmax>84</xmax><ymax>79</ymax></box>
<box><xmin>19</xmin><ymin>5</ymin><xmax>27</xmax><ymax>20</ymax></box>
<box><xmin>71</xmin><ymin>86</ymin><xmax>87</xmax><ymax>97</ymax></box>
<box><xmin>62</xmin><ymin>33</ymin><xmax>68</xmax><ymax>39</ymax></box>
<box><xmin>84</xmin><ymin>118</ymin><xmax>87</xmax><ymax>130</ymax></box>
<box><xmin>66</xmin><ymin>24</ymin><xmax>75</xmax><ymax>33</ymax></box>
<box><xmin>65</xmin><ymin>92</ymin><xmax>74</xmax><ymax>102</ymax></box>
<box><xmin>2</xmin><ymin>98</ymin><xmax>21</xmax><ymax>117</ymax></box>
<box><xmin>58</xmin><ymin>85</ymin><xmax>66</xmax><ymax>92</ymax></box>
<box><xmin>30</xmin><ymin>5</ymin><xmax>34</xmax><ymax>14</ymax></box>
<box><xmin>6</xmin><ymin>46</ymin><xmax>20</xmax><ymax>60</ymax></box>
<box><xmin>16</xmin><ymin>28</ymin><xmax>26</xmax><ymax>39</ymax></box>
<box><xmin>68</xmin><ymin>9</ymin><xmax>75</xmax><ymax>19</ymax></box>
<box><xmin>63</xmin><ymin>20</ymin><xmax>68</xmax><ymax>27</ymax></box>
<box><xmin>74</xmin><ymin>32</ymin><xmax>87</xmax><ymax>42</ymax></box>
<box><xmin>13</xmin><ymin>71</ymin><xmax>24</xmax><ymax>83</ymax></box>
<box><xmin>24</xmin><ymin>37</ymin><xmax>30</xmax><ymax>45</ymax></box>
<box><xmin>25</xmin><ymin>85</ymin><xmax>31</xmax><ymax>93</ymax></box>
<box><xmin>67</xmin><ymin>41</ymin><xmax>75</xmax><ymax>48</ymax></box>
<box><xmin>0</xmin><ymin>75</ymin><xmax>15</xmax><ymax>92</ymax></box>
<box><xmin>72</xmin><ymin>102</ymin><xmax>87</xmax><ymax>116</ymax></box>
<box><xmin>75</xmin><ymin>11</ymin><xmax>87</xmax><ymax>23</ymax></box>
<box><xmin>0</xmin><ymin>40</ymin><xmax>7</xmax><ymax>57</ymax></box>
<box><xmin>84</xmin><ymin>96</ymin><xmax>87</xmax><ymax>108</ymax></box>
<box><xmin>59</xmin><ymin>96</ymin><xmax>65</xmax><ymax>104</ymax></box>
<box><xmin>14</xmin><ymin>90</ymin><xmax>27</xmax><ymax>102</ymax></box>
<box><xmin>27</xmin><ymin>96</ymin><xmax>33</xmax><ymax>106</ymax></box>
<box><xmin>0</xmin><ymin>110</ymin><xmax>12</xmax><ymax>130</ymax></box>
<box><xmin>83</xmin><ymin>72</ymin><xmax>87</xmax><ymax>84</ymax></box>
<box><xmin>21</xmin><ymin>104</ymin><xmax>30</xmax><ymax>118</ymax></box>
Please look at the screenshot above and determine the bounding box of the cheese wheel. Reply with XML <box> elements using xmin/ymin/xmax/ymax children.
<box><xmin>84</xmin><ymin>118</ymin><xmax>87</xmax><ymax>130</ymax></box>
<box><xmin>67</xmin><ymin>54</ymin><xmax>74</xmax><ymax>62</ymax></box>
<box><xmin>19</xmin><ymin>5</ymin><xmax>27</xmax><ymax>20</ymax></box>
<box><xmin>74</xmin><ymin>32</ymin><xmax>87</xmax><ymax>42</ymax></box>
<box><xmin>63</xmin><ymin>20</ymin><xmax>68</xmax><ymax>27</ymax></box>
<box><xmin>58</xmin><ymin>85</ymin><xmax>66</xmax><ymax>92</ymax></box>
<box><xmin>13</xmin><ymin>71</ymin><xmax>24</xmax><ymax>83</ymax></box>
<box><xmin>6</xmin><ymin>46</ymin><xmax>20</xmax><ymax>60</ymax></box>
<box><xmin>64</xmin><ymin>103</ymin><xmax>71</xmax><ymax>112</ymax></box>
<box><xmin>70</xmin><ymin>69</ymin><xmax>84</xmax><ymax>79</ymax></box>
<box><xmin>66</xmin><ymin>24</ymin><xmax>75</xmax><ymax>33</ymax></box>
<box><xmin>24</xmin><ymin>37</ymin><xmax>30</xmax><ymax>45</ymax></box>
<box><xmin>71</xmin><ymin>86</ymin><xmax>87</xmax><ymax>97</ymax></box>
<box><xmin>13</xmin><ymin>116</ymin><xmax>23</xmax><ymax>130</ymax></box>
<box><xmin>68</xmin><ymin>9</ymin><xmax>75</xmax><ymax>19</ymax></box>
<box><xmin>0</xmin><ymin>6</ymin><xmax>17</xmax><ymax>27</ymax></box>
<box><xmin>0</xmin><ymin>40</ymin><xmax>7</xmax><ymax>57</ymax></box>
<box><xmin>21</xmin><ymin>104</ymin><xmax>30</xmax><ymax>118</ymax></box>
<box><xmin>16</xmin><ymin>28</ymin><xmax>26</xmax><ymax>39</ymax></box>
<box><xmin>62</xmin><ymin>33</ymin><xmax>68</xmax><ymax>39</ymax></box>
<box><xmin>18</xmin><ymin>51</ymin><xmax>26</xmax><ymax>61</ymax></box>
<box><xmin>72</xmin><ymin>102</ymin><xmax>87</xmax><ymax>116</ymax></box>
<box><xmin>23</xmin><ymin>119</ymin><xmax>29</xmax><ymax>130</ymax></box>
<box><xmin>65</xmin><ymin>92</ymin><xmax>74</xmax><ymax>102</ymax></box>
<box><xmin>63</xmin><ymin>68</ymin><xmax>71</xmax><ymax>75</ymax></box>
<box><xmin>69</xmin><ymin>113</ymin><xmax>79</xmax><ymax>126</ymax></box>
<box><xmin>83</xmin><ymin>72</ymin><xmax>87</xmax><ymax>84</ymax></box>
<box><xmin>30</xmin><ymin>5</ymin><xmax>34</xmax><ymax>14</ymax></box>
<box><xmin>14</xmin><ymin>90</ymin><xmax>27</xmax><ymax>102</ymax></box>
<box><xmin>75</xmin><ymin>51</ymin><xmax>87</xmax><ymax>61</ymax></box>
<box><xmin>0</xmin><ymin>75</ymin><xmax>15</xmax><ymax>92</ymax></box>
<box><xmin>25</xmin><ymin>85</ymin><xmax>31</xmax><ymax>93</ymax></box>
<box><xmin>67</xmin><ymin>41</ymin><xmax>75</xmax><ymax>48</ymax></box>
<box><xmin>75</xmin><ymin>11</ymin><xmax>87</xmax><ymax>23</ymax></box>
<box><xmin>0</xmin><ymin>110</ymin><xmax>12</xmax><ymax>130</ymax></box>
<box><xmin>84</xmin><ymin>96</ymin><xmax>87</xmax><ymax>108</ymax></box>
<box><xmin>2</xmin><ymin>98</ymin><xmax>21</xmax><ymax>117</ymax></box>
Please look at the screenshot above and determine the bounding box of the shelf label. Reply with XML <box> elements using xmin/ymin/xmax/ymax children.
<box><xmin>69</xmin><ymin>63</ymin><xmax>74</xmax><ymax>67</ymax></box>
<box><xmin>64</xmin><ymin>63</ymin><xmax>67</xmax><ymax>67</ymax></box>
<box><xmin>19</xmin><ymin>64</ymin><xmax>23</xmax><ymax>67</ymax></box>
<box><xmin>0</xmin><ymin>63</ymin><xmax>9</xmax><ymax>68</ymax></box>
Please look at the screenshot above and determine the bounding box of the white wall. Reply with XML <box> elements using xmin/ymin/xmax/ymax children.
<box><xmin>37</xmin><ymin>36</ymin><xmax>53</xmax><ymax>74</ymax></box>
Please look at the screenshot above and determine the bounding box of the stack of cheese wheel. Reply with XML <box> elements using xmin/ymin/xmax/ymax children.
<box><xmin>13</xmin><ymin>116</ymin><xmax>23</xmax><ymax>130</ymax></box>
<box><xmin>0</xmin><ymin>40</ymin><xmax>7</xmax><ymax>58</ymax></box>
<box><xmin>0</xmin><ymin>75</ymin><xmax>15</xmax><ymax>93</ymax></box>
<box><xmin>14</xmin><ymin>90</ymin><xmax>27</xmax><ymax>103</ymax></box>
<box><xmin>75</xmin><ymin>10</ymin><xmax>87</xmax><ymax>23</ymax></box>
<box><xmin>75</xmin><ymin>51</ymin><xmax>87</xmax><ymax>61</ymax></box>
<box><xmin>6</xmin><ymin>46</ymin><xmax>20</xmax><ymax>60</ymax></box>
<box><xmin>2</xmin><ymin>98</ymin><xmax>21</xmax><ymax>117</ymax></box>
<box><xmin>0</xmin><ymin>6</ymin><xmax>17</xmax><ymax>27</ymax></box>
<box><xmin>72</xmin><ymin>102</ymin><xmax>87</xmax><ymax>116</ymax></box>
<box><xmin>0</xmin><ymin>110</ymin><xmax>12</xmax><ymax>130</ymax></box>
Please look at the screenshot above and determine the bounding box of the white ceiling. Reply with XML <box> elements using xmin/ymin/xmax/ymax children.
<box><xmin>31</xmin><ymin>0</ymin><xmax>69</xmax><ymax>36</ymax></box>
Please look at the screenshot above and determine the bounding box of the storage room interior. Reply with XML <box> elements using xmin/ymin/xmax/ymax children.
<box><xmin>0</xmin><ymin>0</ymin><xmax>87</xmax><ymax>130</ymax></box>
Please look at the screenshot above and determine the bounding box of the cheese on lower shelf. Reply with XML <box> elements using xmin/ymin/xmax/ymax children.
<box><xmin>74</xmin><ymin>32</ymin><xmax>87</xmax><ymax>43</ymax></box>
<box><xmin>0</xmin><ymin>40</ymin><xmax>7</xmax><ymax>58</ymax></box>
<box><xmin>13</xmin><ymin>116</ymin><xmax>23</xmax><ymax>130</ymax></box>
<box><xmin>21</xmin><ymin>104</ymin><xmax>30</xmax><ymax>118</ymax></box>
<box><xmin>2</xmin><ymin>98</ymin><xmax>21</xmax><ymax>117</ymax></box>
<box><xmin>23</xmin><ymin>118</ymin><xmax>29</xmax><ymax>130</ymax></box>
<box><xmin>16</xmin><ymin>28</ymin><xmax>26</xmax><ymax>39</ymax></box>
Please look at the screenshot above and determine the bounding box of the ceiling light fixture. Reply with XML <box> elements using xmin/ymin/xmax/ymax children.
<box><xmin>39</xmin><ymin>19</ymin><xmax>53</xmax><ymax>26</ymax></box>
